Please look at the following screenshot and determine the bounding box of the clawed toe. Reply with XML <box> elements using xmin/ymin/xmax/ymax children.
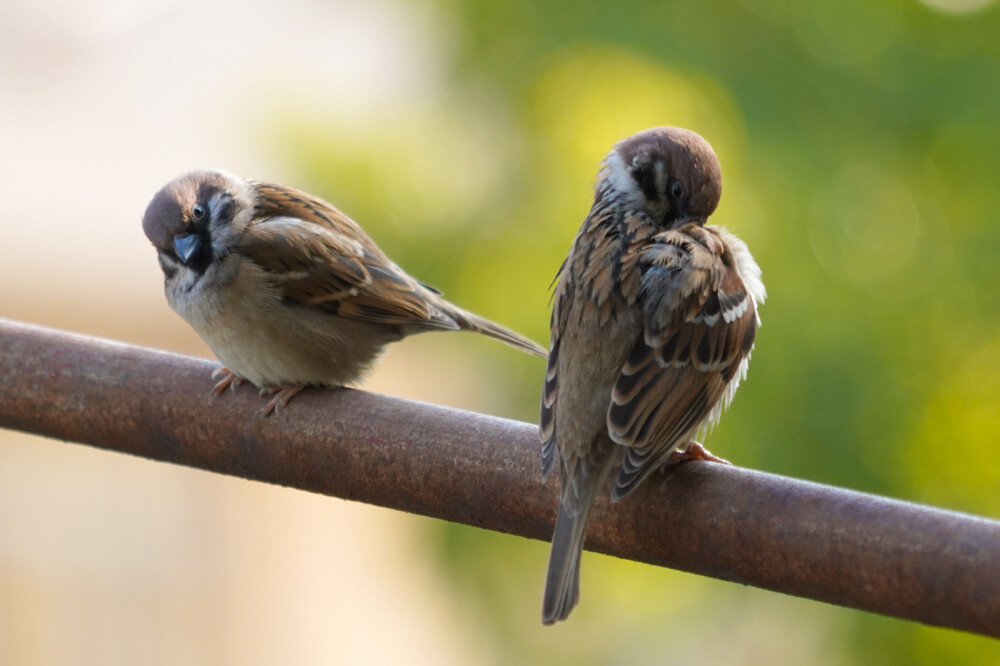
<box><xmin>209</xmin><ymin>370</ymin><xmax>305</xmax><ymax>415</ymax></box>
<box><xmin>259</xmin><ymin>384</ymin><xmax>305</xmax><ymax>416</ymax></box>
<box><xmin>667</xmin><ymin>441</ymin><xmax>731</xmax><ymax>466</ymax></box>
<box><xmin>211</xmin><ymin>368</ymin><xmax>245</xmax><ymax>396</ymax></box>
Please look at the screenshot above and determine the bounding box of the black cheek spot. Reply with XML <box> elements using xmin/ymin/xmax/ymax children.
<box><xmin>215</xmin><ymin>199</ymin><xmax>234</xmax><ymax>223</ymax></box>
<box><xmin>633</xmin><ymin>166</ymin><xmax>660</xmax><ymax>203</ymax></box>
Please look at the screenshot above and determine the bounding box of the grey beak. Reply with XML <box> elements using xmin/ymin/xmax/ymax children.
<box><xmin>173</xmin><ymin>233</ymin><xmax>200</xmax><ymax>264</ymax></box>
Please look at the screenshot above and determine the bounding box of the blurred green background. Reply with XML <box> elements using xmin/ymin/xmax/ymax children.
<box><xmin>276</xmin><ymin>0</ymin><xmax>1000</xmax><ymax>662</ymax></box>
<box><xmin>2</xmin><ymin>0</ymin><xmax>999</xmax><ymax>663</ymax></box>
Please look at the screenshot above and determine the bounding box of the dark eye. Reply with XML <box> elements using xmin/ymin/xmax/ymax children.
<box><xmin>670</xmin><ymin>180</ymin><xmax>685</xmax><ymax>200</ymax></box>
<box><xmin>191</xmin><ymin>204</ymin><xmax>206</xmax><ymax>221</ymax></box>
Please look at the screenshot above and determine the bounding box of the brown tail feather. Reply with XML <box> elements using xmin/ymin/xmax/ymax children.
<box><xmin>447</xmin><ymin>305</ymin><xmax>548</xmax><ymax>358</ymax></box>
<box><xmin>542</xmin><ymin>446</ymin><xmax>620</xmax><ymax>624</ymax></box>
<box><xmin>542</xmin><ymin>497</ymin><xmax>590</xmax><ymax>624</ymax></box>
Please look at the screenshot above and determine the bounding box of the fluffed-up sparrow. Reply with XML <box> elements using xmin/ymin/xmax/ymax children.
<box><xmin>142</xmin><ymin>170</ymin><xmax>546</xmax><ymax>414</ymax></box>
<box><xmin>539</xmin><ymin>127</ymin><xmax>766</xmax><ymax>624</ymax></box>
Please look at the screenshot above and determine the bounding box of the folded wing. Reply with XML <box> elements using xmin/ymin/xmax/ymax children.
<box><xmin>241</xmin><ymin>181</ymin><xmax>459</xmax><ymax>331</ymax></box>
<box><xmin>607</xmin><ymin>224</ymin><xmax>758</xmax><ymax>500</ymax></box>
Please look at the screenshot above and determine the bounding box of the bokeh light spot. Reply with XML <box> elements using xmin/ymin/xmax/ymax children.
<box><xmin>918</xmin><ymin>0</ymin><xmax>997</xmax><ymax>14</ymax></box>
<box><xmin>808</xmin><ymin>163</ymin><xmax>921</xmax><ymax>290</ymax></box>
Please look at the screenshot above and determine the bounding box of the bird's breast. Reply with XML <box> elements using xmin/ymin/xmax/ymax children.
<box><xmin>165</xmin><ymin>258</ymin><xmax>394</xmax><ymax>388</ymax></box>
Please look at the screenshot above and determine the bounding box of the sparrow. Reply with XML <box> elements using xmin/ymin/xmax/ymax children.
<box><xmin>142</xmin><ymin>169</ymin><xmax>547</xmax><ymax>414</ymax></box>
<box><xmin>539</xmin><ymin>127</ymin><xmax>766</xmax><ymax>624</ymax></box>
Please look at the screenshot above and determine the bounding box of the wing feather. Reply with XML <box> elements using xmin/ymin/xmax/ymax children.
<box><xmin>608</xmin><ymin>224</ymin><xmax>759</xmax><ymax>500</ymax></box>
<box><xmin>540</xmin><ymin>264</ymin><xmax>569</xmax><ymax>478</ymax></box>
<box><xmin>241</xmin><ymin>182</ymin><xmax>458</xmax><ymax>330</ymax></box>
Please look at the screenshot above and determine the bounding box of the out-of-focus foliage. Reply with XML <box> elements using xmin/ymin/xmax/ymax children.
<box><xmin>275</xmin><ymin>0</ymin><xmax>1000</xmax><ymax>662</ymax></box>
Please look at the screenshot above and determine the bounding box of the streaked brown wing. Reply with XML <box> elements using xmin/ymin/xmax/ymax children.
<box><xmin>251</xmin><ymin>180</ymin><xmax>384</xmax><ymax>256</ymax></box>
<box><xmin>540</xmin><ymin>207</ymin><xmax>655</xmax><ymax>476</ymax></box>
<box><xmin>607</xmin><ymin>224</ymin><xmax>757</xmax><ymax>499</ymax></box>
<box><xmin>241</xmin><ymin>181</ymin><xmax>457</xmax><ymax>329</ymax></box>
<box><xmin>540</xmin><ymin>263</ymin><xmax>567</xmax><ymax>478</ymax></box>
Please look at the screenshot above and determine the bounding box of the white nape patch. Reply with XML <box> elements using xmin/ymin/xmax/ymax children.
<box><xmin>603</xmin><ymin>151</ymin><xmax>645</xmax><ymax>208</ymax></box>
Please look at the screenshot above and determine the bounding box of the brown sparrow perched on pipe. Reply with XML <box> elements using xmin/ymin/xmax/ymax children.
<box><xmin>539</xmin><ymin>127</ymin><xmax>766</xmax><ymax>624</ymax></box>
<box><xmin>142</xmin><ymin>170</ymin><xmax>546</xmax><ymax>414</ymax></box>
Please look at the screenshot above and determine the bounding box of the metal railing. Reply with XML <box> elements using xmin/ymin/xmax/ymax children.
<box><xmin>1</xmin><ymin>317</ymin><xmax>998</xmax><ymax>637</ymax></box>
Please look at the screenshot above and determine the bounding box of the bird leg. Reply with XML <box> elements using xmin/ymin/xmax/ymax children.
<box><xmin>259</xmin><ymin>384</ymin><xmax>305</xmax><ymax>416</ymax></box>
<box><xmin>211</xmin><ymin>367</ymin><xmax>245</xmax><ymax>395</ymax></box>
<box><xmin>667</xmin><ymin>441</ymin><xmax>731</xmax><ymax>466</ymax></box>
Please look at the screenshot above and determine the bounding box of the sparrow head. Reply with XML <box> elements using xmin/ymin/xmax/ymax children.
<box><xmin>142</xmin><ymin>169</ymin><xmax>254</xmax><ymax>279</ymax></box>
<box><xmin>602</xmin><ymin>126</ymin><xmax>722</xmax><ymax>229</ymax></box>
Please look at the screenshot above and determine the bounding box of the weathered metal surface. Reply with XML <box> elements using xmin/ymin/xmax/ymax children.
<box><xmin>1</xmin><ymin>316</ymin><xmax>998</xmax><ymax>636</ymax></box>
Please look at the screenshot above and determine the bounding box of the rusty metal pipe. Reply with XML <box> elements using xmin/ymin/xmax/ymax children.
<box><xmin>1</xmin><ymin>317</ymin><xmax>998</xmax><ymax>636</ymax></box>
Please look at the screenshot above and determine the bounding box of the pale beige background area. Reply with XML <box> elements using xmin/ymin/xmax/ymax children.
<box><xmin>0</xmin><ymin>0</ymin><xmax>516</xmax><ymax>663</ymax></box>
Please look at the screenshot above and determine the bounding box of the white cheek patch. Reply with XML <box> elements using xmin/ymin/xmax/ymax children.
<box><xmin>604</xmin><ymin>151</ymin><xmax>645</xmax><ymax>208</ymax></box>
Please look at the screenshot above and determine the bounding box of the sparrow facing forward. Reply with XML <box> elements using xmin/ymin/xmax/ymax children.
<box><xmin>539</xmin><ymin>127</ymin><xmax>766</xmax><ymax>624</ymax></box>
<box><xmin>143</xmin><ymin>170</ymin><xmax>546</xmax><ymax>413</ymax></box>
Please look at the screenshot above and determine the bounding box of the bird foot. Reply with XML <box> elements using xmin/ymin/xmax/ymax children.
<box><xmin>258</xmin><ymin>384</ymin><xmax>305</xmax><ymax>416</ymax></box>
<box><xmin>667</xmin><ymin>441</ymin><xmax>731</xmax><ymax>466</ymax></box>
<box><xmin>211</xmin><ymin>367</ymin><xmax>245</xmax><ymax>396</ymax></box>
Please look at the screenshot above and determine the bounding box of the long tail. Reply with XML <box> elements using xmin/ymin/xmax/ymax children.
<box><xmin>542</xmin><ymin>450</ymin><xmax>617</xmax><ymax>625</ymax></box>
<box><xmin>542</xmin><ymin>495</ymin><xmax>593</xmax><ymax>624</ymax></box>
<box><xmin>446</xmin><ymin>305</ymin><xmax>547</xmax><ymax>358</ymax></box>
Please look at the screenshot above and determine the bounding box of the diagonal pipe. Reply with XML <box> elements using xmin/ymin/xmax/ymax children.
<box><xmin>0</xmin><ymin>317</ymin><xmax>998</xmax><ymax>636</ymax></box>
